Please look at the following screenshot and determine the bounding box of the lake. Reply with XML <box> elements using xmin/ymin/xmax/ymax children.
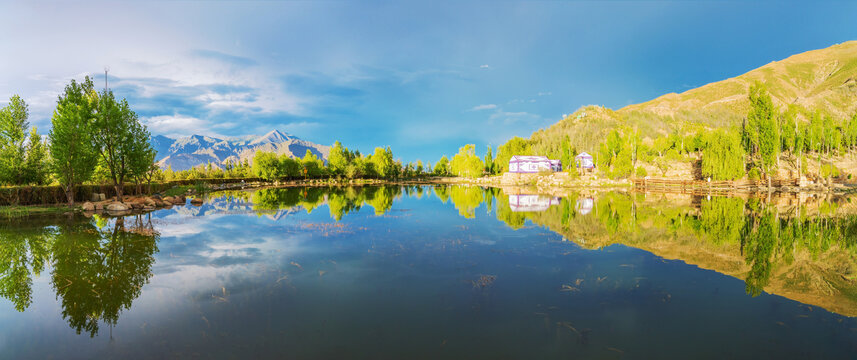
<box><xmin>1</xmin><ymin>185</ymin><xmax>856</xmax><ymax>359</ymax></box>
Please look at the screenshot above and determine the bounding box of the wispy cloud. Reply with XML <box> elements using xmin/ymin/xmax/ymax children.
<box><xmin>192</xmin><ymin>49</ymin><xmax>259</xmax><ymax>67</ymax></box>
<box><xmin>479</xmin><ymin>64</ymin><xmax>490</xmax><ymax>69</ymax></box>
<box><xmin>142</xmin><ymin>114</ymin><xmax>224</xmax><ymax>138</ymax></box>
<box><xmin>468</xmin><ymin>104</ymin><xmax>497</xmax><ymax>111</ymax></box>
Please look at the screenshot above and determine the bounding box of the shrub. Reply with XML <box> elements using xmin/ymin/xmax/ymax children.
<box><xmin>748</xmin><ymin>168</ymin><xmax>761</xmax><ymax>180</ymax></box>
<box><xmin>821</xmin><ymin>163</ymin><xmax>840</xmax><ymax>179</ymax></box>
<box><xmin>635</xmin><ymin>166</ymin><xmax>648</xmax><ymax>178</ymax></box>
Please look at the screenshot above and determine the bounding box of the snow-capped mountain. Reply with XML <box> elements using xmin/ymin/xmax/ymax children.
<box><xmin>153</xmin><ymin>130</ymin><xmax>330</xmax><ymax>171</ymax></box>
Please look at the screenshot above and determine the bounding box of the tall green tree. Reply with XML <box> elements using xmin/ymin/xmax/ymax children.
<box><xmin>701</xmin><ymin>129</ymin><xmax>745</xmax><ymax>180</ymax></box>
<box><xmin>746</xmin><ymin>82</ymin><xmax>779</xmax><ymax>184</ymax></box>
<box><xmin>50</xmin><ymin>78</ymin><xmax>100</xmax><ymax>205</ymax></box>
<box><xmin>0</xmin><ymin>95</ymin><xmax>30</xmax><ymax>185</ymax></box>
<box><xmin>450</xmin><ymin>144</ymin><xmax>485</xmax><ymax>178</ymax></box>
<box><xmin>434</xmin><ymin>155</ymin><xmax>450</xmax><ymax>176</ymax></box>
<box><xmin>92</xmin><ymin>91</ymin><xmax>153</xmax><ymax>200</ymax></box>
<box><xmin>496</xmin><ymin>136</ymin><xmax>532</xmax><ymax>173</ymax></box>
<box><xmin>326</xmin><ymin>141</ymin><xmax>349</xmax><ymax>175</ymax></box>
<box><xmin>484</xmin><ymin>145</ymin><xmax>495</xmax><ymax>175</ymax></box>
<box><xmin>23</xmin><ymin>127</ymin><xmax>48</xmax><ymax>185</ymax></box>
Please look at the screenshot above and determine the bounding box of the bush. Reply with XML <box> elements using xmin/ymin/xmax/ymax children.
<box><xmin>635</xmin><ymin>166</ymin><xmax>648</xmax><ymax>178</ymax></box>
<box><xmin>821</xmin><ymin>163</ymin><xmax>840</xmax><ymax>179</ymax></box>
<box><xmin>748</xmin><ymin>168</ymin><xmax>761</xmax><ymax>180</ymax></box>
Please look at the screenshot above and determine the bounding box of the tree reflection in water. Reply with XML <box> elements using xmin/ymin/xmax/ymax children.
<box><xmin>0</xmin><ymin>214</ymin><xmax>159</xmax><ymax>336</ymax></box>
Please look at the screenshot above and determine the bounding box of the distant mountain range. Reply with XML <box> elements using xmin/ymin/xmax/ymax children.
<box><xmin>152</xmin><ymin>130</ymin><xmax>330</xmax><ymax>171</ymax></box>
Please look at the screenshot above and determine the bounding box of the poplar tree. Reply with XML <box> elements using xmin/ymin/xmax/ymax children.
<box><xmin>49</xmin><ymin>77</ymin><xmax>100</xmax><ymax>205</ymax></box>
<box><xmin>746</xmin><ymin>82</ymin><xmax>779</xmax><ymax>186</ymax></box>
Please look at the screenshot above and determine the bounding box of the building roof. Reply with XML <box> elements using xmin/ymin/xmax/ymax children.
<box><xmin>509</xmin><ymin>155</ymin><xmax>550</xmax><ymax>162</ymax></box>
<box><xmin>575</xmin><ymin>152</ymin><xmax>593</xmax><ymax>159</ymax></box>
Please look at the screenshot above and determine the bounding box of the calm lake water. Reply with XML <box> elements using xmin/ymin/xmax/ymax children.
<box><xmin>1</xmin><ymin>185</ymin><xmax>856</xmax><ymax>359</ymax></box>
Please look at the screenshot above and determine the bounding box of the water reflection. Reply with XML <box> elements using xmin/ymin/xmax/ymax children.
<box><xmin>0</xmin><ymin>214</ymin><xmax>159</xmax><ymax>336</ymax></box>
<box><xmin>192</xmin><ymin>185</ymin><xmax>857</xmax><ymax>317</ymax></box>
<box><xmin>1</xmin><ymin>184</ymin><xmax>856</xmax><ymax>355</ymax></box>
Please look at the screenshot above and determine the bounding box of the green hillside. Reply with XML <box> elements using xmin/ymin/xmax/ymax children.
<box><xmin>525</xmin><ymin>41</ymin><xmax>857</xmax><ymax>157</ymax></box>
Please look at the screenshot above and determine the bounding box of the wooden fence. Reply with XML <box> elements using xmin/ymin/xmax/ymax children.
<box><xmin>632</xmin><ymin>178</ymin><xmax>803</xmax><ymax>195</ymax></box>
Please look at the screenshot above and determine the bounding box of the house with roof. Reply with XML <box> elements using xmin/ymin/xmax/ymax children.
<box><xmin>508</xmin><ymin>155</ymin><xmax>562</xmax><ymax>173</ymax></box>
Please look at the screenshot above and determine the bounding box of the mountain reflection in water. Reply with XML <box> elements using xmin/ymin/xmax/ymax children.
<box><xmin>0</xmin><ymin>185</ymin><xmax>855</xmax><ymax>359</ymax></box>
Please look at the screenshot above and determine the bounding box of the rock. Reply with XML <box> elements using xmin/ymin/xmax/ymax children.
<box><xmin>130</xmin><ymin>202</ymin><xmax>143</xmax><ymax>209</ymax></box>
<box><xmin>82</xmin><ymin>202</ymin><xmax>95</xmax><ymax>211</ymax></box>
<box><xmin>91</xmin><ymin>193</ymin><xmax>106</xmax><ymax>202</ymax></box>
<box><xmin>106</xmin><ymin>202</ymin><xmax>130</xmax><ymax>212</ymax></box>
<box><xmin>95</xmin><ymin>202</ymin><xmax>104</xmax><ymax>210</ymax></box>
<box><xmin>143</xmin><ymin>198</ymin><xmax>156</xmax><ymax>207</ymax></box>
<box><xmin>190</xmin><ymin>198</ymin><xmax>203</xmax><ymax>206</ymax></box>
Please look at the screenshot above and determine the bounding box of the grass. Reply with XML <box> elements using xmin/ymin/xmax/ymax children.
<box><xmin>163</xmin><ymin>185</ymin><xmax>194</xmax><ymax>197</ymax></box>
<box><xmin>0</xmin><ymin>205</ymin><xmax>73</xmax><ymax>218</ymax></box>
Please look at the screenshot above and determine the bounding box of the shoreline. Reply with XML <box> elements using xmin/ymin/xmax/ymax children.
<box><xmin>4</xmin><ymin>174</ymin><xmax>856</xmax><ymax>219</ymax></box>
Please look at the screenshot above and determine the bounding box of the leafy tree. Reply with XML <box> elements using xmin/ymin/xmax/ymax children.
<box><xmin>701</xmin><ymin>129</ymin><xmax>745</xmax><ymax>180</ymax></box>
<box><xmin>370</xmin><ymin>147</ymin><xmax>395</xmax><ymax>178</ymax></box>
<box><xmin>301</xmin><ymin>149</ymin><xmax>324</xmax><ymax>177</ymax></box>
<box><xmin>779</xmin><ymin>106</ymin><xmax>797</xmax><ymax>155</ymax></box>
<box><xmin>128</xmin><ymin>124</ymin><xmax>156</xmax><ymax>194</ymax></box>
<box><xmin>434</xmin><ymin>155</ymin><xmax>450</xmax><ymax>176</ymax></box>
<box><xmin>23</xmin><ymin>127</ymin><xmax>48</xmax><ymax>185</ymax></box>
<box><xmin>49</xmin><ymin>78</ymin><xmax>100</xmax><ymax>205</ymax></box>
<box><xmin>327</xmin><ymin>141</ymin><xmax>350</xmax><ymax>175</ymax></box>
<box><xmin>92</xmin><ymin>91</ymin><xmax>149</xmax><ymax>200</ymax></box>
<box><xmin>484</xmin><ymin>145</ymin><xmax>495</xmax><ymax>175</ymax></box>
<box><xmin>450</xmin><ymin>144</ymin><xmax>484</xmax><ymax>178</ymax></box>
<box><xmin>0</xmin><ymin>95</ymin><xmax>30</xmax><ymax>185</ymax></box>
<box><xmin>496</xmin><ymin>136</ymin><xmax>532</xmax><ymax>172</ymax></box>
<box><xmin>252</xmin><ymin>151</ymin><xmax>281</xmax><ymax>181</ymax></box>
<box><xmin>746</xmin><ymin>82</ymin><xmax>779</xmax><ymax>184</ymax></box>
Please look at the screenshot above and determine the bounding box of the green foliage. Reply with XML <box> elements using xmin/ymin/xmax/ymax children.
<box><xmin>301</xmin><ymin>150</ymin><xmax>324</xmax><ymax>177</ymax></box>
<box><xmin>252</xmin><ymin>151</ymin><xmax>281</xmax><ymax>181</ymax></box>
<box><xmin>484</xmin><ymin>146</ymin><xmax>496</xmax><ymax>175</ymax></box>
<box><xmin>744</xmin><ymin>82</ymin><xmax>779</xmax><ymax>177</ymax></box>
<box><xmin>748</xmin><ymin>167</ymin><xmax>761</xmax><ymax>180</ymax></box>
<box><xmin>326</xmin><ymin>141</ymin><xmax>350</xmax><ymax>176</ymax></box>
<box><xmin>449</xmin><ymin>144</ymin><xmax>484</xmax><ymax>178</ymax></box>
<box><xmin>496</xmin><ymin>136</ymin><xmax>532</xmax><ymax>173</ymax></box>
<box><xmin>635</xmin><ymin>166</ymin><xmax>647</xmax><ymax>178</ymax></box>
<box><xmin>91</xmin><ymin>90</ymin><xmax>151</xmax><ymax>199</ymax></box>
<box><xmin>434</xmin><ymin>155</ymin><xmax>450</xmax><ymax>176</ymax></box>
<box><xmin>821</xmin><ymin>163</ymin><xmax>840</xmax><ymax>179</ymax></box>
<box><xmin>0</xmin><ymin>95</ymin><xmax>46</xmax><ymax>186</ymax></box>
<box><xmin>701</xmin><ymin>129</ymin><xmax>745</xmax><ymax>180</ymax></box>
<box><xmin>0</xmin><ymin>95</ymin><xmax>29</xmax><ymax>185</ymax></box>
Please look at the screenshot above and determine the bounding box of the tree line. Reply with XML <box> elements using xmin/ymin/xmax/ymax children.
<box><xmin>1</xmin><ymin>76</ymin><xmax>155</xmax><ymax>205</ymax></box>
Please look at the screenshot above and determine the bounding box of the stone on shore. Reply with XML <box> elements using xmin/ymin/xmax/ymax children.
<box><xmin>81</xmin><ymin>202</ymin><xmax>95</xmax><ymax>211</ymax></box>
<box><xmin>106</xmin><ymin>202</ymin><xmax>130</xmax><ymax>212</ymax></box>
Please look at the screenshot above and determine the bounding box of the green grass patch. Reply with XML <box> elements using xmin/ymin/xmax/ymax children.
<box><xmin>163</xmin><ymin>185</ymin><xmax>194</xmax><ymax>197</ymax></box>
<box><xmin>0</xmin><ymin>205</ymin><xmax>72</xmax><ymax>218</ymax></box>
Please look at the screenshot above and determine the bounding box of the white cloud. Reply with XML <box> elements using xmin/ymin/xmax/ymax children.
<box><xmin>143</xmin><ymin>114</ymin><xmax>223</xmax><ymax>138</ymax></box>
<box><xmin>537</xmin><ymin>91</ymin><xmax>552</xmax><ymax>96</ymax></box>
<box><xmin>468</xmin><ymin>104</ymin><xmax>497</xmax><ymax>111</ymax></box>
<box><xmin>479</xmin><ymin>64</ymin><xmax>490</xmax><ymax>69</ymax></box>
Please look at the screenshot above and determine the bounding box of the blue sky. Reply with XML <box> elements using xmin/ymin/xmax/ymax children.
<box><xmin>1</xmin><ymin>1</ymin><xmax>856</xmax><ymax>163</ymax></box>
